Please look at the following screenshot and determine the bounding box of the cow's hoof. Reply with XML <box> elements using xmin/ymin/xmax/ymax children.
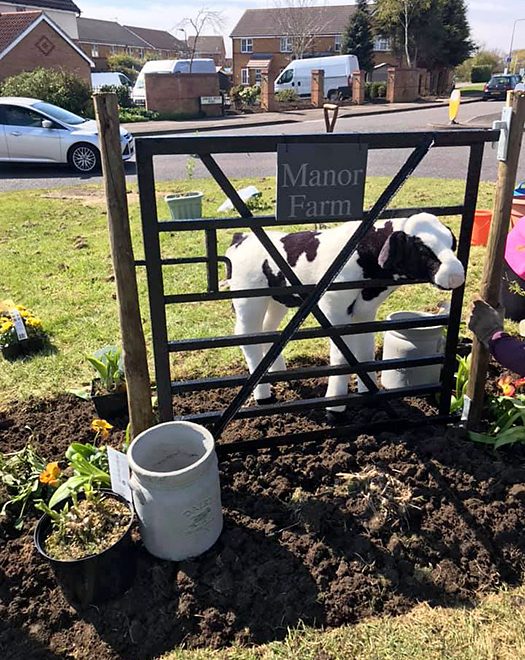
<box><xmin>326</xmin><ymin>409</ymin><xmax>348</xmax><ymax>425</ymax></box>
<box><xmin>255</xmin><ymin>395</ymin><xmax>277</xmax><ymax>406</ymax></box>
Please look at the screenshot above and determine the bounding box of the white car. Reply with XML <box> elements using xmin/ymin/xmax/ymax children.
<box><xmin>0</xmin><ymin>97</ymin><xmax>134</xmax><ymax>174</ymax></box>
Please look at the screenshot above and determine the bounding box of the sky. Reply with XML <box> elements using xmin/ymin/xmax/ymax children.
<box><xmin>76</xmin><ymin>0</ymin><xmax>525</xmax><ymax>58</ymax></box>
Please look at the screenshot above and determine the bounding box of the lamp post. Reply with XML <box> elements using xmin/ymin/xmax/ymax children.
<box><xmin>177</xmin><ymin>28</ymin><xmax>189</xmax><ymax>57</ymax></box>
<box><xmin>506</xmin><ymin>18</ymin><xmax>525</xmax><ymax>74</ymax></box>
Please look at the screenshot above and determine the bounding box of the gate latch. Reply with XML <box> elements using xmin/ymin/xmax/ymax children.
<box><xmin>492</xmin><ymin>106</ymin><xmax>513</xmax><ymax>162</ymax></box>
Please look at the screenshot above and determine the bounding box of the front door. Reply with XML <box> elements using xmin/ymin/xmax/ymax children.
<box><xmin>3</xmin><ymin>105</ymin><xmax>64</xmax><ymax>162</ymax></box>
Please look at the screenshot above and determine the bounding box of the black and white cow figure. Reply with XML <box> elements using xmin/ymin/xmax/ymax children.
<box><xmin>225</xmin><ymin>212</ymin><xmax>464</xmax><ymax>415</ymax></box>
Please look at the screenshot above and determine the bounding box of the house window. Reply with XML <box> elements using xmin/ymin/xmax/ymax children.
<box><xmin>241</xmin><ymin>38</ymin><xmax>253</xmax><ymax>53</ymax></box>
<box><xmin>241</xmin><ymin>68</ymin><xmax>249</xmax><ymax>85</ymax></box>
<box><xmin>334</xmin><ymin>35</ymin><xmax>342</xmax><ymax>52</ymax></box>
<box><xmin>374</xmin><ymin>36</ymin><xmax>391</xmax><ymax>52</ymax></box>
<box><xmin>254</xmin><ymin>69</ymin><xmax>262</xmax><ymax>85</ymax></box>
<box><xmin>137</xmin><ymin>48</ymin><xmax>144</xmax><ymax>59</ymax></box>
<box><xmin>91</xmin><ymin>45</ymin><xmax>99</xmax><ymax>58</ymax></box>
<box><xmin>280</xmin><ymin>36</ymin><xmax>293</xmax><ymax>53</ymax></box>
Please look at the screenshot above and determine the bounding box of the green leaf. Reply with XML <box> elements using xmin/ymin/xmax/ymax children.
<box><xmin>86</xmin><ymin>356</ymin><xmax>108</xmax><ymax>380</ymax></box>
<box><xmin>494</xmin><ymin>427</ymin><xmax>525</xmax><ymax>449</ymax></box>
<box><xmin>68</xmin><ymin>388</ymin><xmax>91</xmax><ymax>401</ymax></box>
<box><xmin>48</xmin><ymin>476</ymin><xmax>88</xmax><ymax>508</ymax></box>
<box><xmin>468</xmin><ymin>431</ymin><xmax>497</xmax><ymax>445</ymax></box>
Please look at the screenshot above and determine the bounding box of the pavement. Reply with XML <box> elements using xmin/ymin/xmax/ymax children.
<box><xmin>124</xmin><ymin>94</ymin><xmax>484</xmax><ymax>137</ymax></box>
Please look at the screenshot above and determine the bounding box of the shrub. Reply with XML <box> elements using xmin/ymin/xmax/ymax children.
<box><xmin>106</xmin><ymin>54</ymin><xmax>142</xmax><ymax>83</ymax></box>
<box><xmin>98</xmin><ymin>84</ymin><xmax>133</xmax><ymax>108</ymax></box>
<box><xmin>118</xmin><ymin>107</ymin><xmax>159</xmax><ymax>123</ymax></box>
<box><xmin>275</xmin><ymin>89</ymin><xmax>299</xmax><ymax>103</ymax></box>
<box><xmin>365</xmin><ymin>82</ymin><xmax>387</xmax><ymax>100</ymax></box>
<box><xmin>0</xmin><ymin>68</ymin><xmax>92</xmax><ymax>116</ymax></box>
<box><xmin>231</xmin><ymin>85</ymin><xmax>261</xmax><ymax>108</ymax></box>
<box><xmin>471</xmin><ymin>65</ymin><xmax>493</xmax><ymax>83</ymax></box>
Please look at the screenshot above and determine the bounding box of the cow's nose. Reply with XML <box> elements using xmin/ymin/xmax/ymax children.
<box><xmin>447</xmin><ymin>272</ymin><xmax>465</xmax><ymax>290</ymax></box>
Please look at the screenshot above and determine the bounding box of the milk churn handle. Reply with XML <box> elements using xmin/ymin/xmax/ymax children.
<box><xmin>128</xmin><ymin>473</ymin><xmax>146</xmax><ymax>505</ymax></box>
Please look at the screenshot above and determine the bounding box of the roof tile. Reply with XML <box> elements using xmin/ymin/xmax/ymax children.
<box><xmin>0</xmin><ymin>11</ymin><xmax>41</xmax><ymax>54</ymax></box>
<box><xmin>6</xmin><ymin>0</ymin><xmax>79</xmax><ymax>12</ymax></box>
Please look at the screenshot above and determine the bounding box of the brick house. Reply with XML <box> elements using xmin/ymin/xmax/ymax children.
<box><xmin>0</xmin><ymin>10</ymin><xmax>93</xmax><ymax>83</ymax></box>
<box><xmin>77</xmin><ymin>17</ymin><xmax>184</xmax><ymax>70</ymax></box>
<box><xmin>0</xmin><ymin>0</ymin><xmax>80</xmax><ymax>38</ymax></box>
<box><xmin>187</xmin><ymin>35</ymin><xmax>226</xmax><ymax>67</ymax></box>
<box><xmin>230</xmin><ymin>5</ymin><xmax>396</xmax><ymax>86</ymax></box>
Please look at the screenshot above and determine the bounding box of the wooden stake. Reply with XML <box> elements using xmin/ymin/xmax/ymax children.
<box><xmin>323</xmin><ymin>103</ymin><xmax>339</xmax><ymax>133</ymax></box>
<box><xmin>94</xmin><ymin>93</ymin><xmax>154</xmax><ymax>437</ymax></box>
<box><xmin>467</xmin><ymin>91</ymin><xmax>525</xmax><ymax>425</ymax></box>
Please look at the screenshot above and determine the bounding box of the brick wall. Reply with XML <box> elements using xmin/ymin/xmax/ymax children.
<box><xmin>145</xmin><ymin>72</ymin><xmax>221</xmax><ymax>116</ymax></box>
<box><xmin>0</xmin><ymin>22</ymin><xmax>91</xmax><ymax>83</ymax></box>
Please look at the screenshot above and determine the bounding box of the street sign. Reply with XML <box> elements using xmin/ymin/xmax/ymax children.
<box><xmin>276</xmin><ymin>143</ymin><xmax>368</xmax><ymax>222</ymax></box>
<box><xmin>200</xmin><ymin>96</ymin><xmax>222</xmax><ymax>105</ymax></box>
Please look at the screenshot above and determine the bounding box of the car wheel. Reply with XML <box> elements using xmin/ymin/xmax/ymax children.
<box><xmin>68</xmin><ymin>143</ymin><xmax>100</xmax><ymax>174</ymax></box>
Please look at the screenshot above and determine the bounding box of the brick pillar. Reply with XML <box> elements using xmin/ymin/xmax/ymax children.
<box><xmin>260</xmin><ymin>68</ymin><xmax>277</xmax><ymax>112</ymax></box>
<box><xmin>386</xmin><ymin>67</ymin><xmax>397</xmax><ymax>103</ymax></box>
<box><xmin>352</xmin><ymin>70</ymin><xmax>366</xmax><ymax>104</ymax></box>
<box><xmin>311</xmin><ymin>69</ymin><xmax>324</xmax><ymax>107</ymax></box>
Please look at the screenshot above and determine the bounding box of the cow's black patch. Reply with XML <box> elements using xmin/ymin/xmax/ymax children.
<box><xmin>447</xmin><ymin>227</ymin><xmax>457</xmax><ymax>251</ymax></box>
<box><xmin>281</xmin><ymin>230</ymin><xmax>321</xmax><ymax>267</ymax></box>
<box><xmin>356</xmin><ymin>222</ymin><xmax>394</xmax><ymax>301</ymax></box>
<box><xmin>231</xmin><ymin>232</ymin><xmax>247</xmax><ymax>248</ymax></box>
<box><xmin>347</xmin><ymin>299</ymin><xmax>356</xmax><ymax>315</ymax></box>
<box><xmin>262</xmin><ymin>259</ymin><xmax>301</xmax><ymax>308</ymax></box>
<box><xmin>381</xmin><ymin>232</ymin><xmax>441</xmax><ymax>282</ymax></box>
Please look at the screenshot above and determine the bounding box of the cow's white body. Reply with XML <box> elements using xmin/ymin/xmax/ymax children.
<box><xmin>225</xmin><ymin>213</ymin><xmax>464</xmax><ymax>412</ymax></box>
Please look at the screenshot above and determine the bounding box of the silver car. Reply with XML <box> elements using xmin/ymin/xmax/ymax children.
<box><xmin>0</xmin><ymin>97</ymin><xmax>134</xmax><ymax>174</ymax></box>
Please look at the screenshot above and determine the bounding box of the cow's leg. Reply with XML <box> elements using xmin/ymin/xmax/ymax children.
<box><xmin>233</xmin><ymin>296</ymin><xmax>273</xmax><ymax>402</ymax></box>
<box><xmin>324</xmin><ymin>306</ymin><xmax>377</xmax><ymax>413</ymax></box>
<box><xmin>262</xmin><ymin>300</ymin><xmax>288</xmax><ymax>373</ymax></box>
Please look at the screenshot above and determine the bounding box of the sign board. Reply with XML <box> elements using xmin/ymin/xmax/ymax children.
<box><xmin>200</xmin><ymin>96</ymin><xmax>222</xmax><ymax>105</ymax></box>
<box><xmin>276</xmin><ymin>143</ymin><xmax>367</xmax><ymax>222</ymax></box>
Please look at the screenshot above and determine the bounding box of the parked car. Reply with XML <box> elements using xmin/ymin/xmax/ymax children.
<box><xmin>274</xmin><ymin>54</ymin><xmax>360</xmax><ymax>101</ymax></box>
<box><xmin>91</xmin><ymin>71</ymin><xmax>133</xmax><ymax>90</ymax></box>
<box><xmin>131</xmin><ymin>58</ymin><xmax>216</xmax><ymax>105</ymax></box>
<box><xmin>482</xmin><ymin>74</ymin><xmax>523</xmax><ymax>100</ymax></box>
<box><xmin>0</xmin><ymin>97</ymin><xmax>134</xmax><ymax>173</ymax></box>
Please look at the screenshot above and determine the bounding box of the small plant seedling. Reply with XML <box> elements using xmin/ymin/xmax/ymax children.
<box><xmin>87</xmin><ymin>345</ymin><xmax>125</xmax><ymax>394</ymax></box>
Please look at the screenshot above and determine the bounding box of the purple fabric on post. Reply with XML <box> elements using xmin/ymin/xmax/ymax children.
<box><xmin>488</xmin><ymin>331</ymin><xmax>525</xmax><ymax>377</ymax></box>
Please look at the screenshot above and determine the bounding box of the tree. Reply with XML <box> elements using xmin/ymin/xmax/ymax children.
<box><xmin>433</xmin><ymin>0</ymin><xmax>474</xmax><ymax>68</ymax></box>
<box><xmin>273</xmin><ymin>0</ymin><xmax>329</xmax><ymax>60</ymax></box>
<box><xmin>107</xmin><ymin>53</ymin><xmax>143</xmax><ymax>83</ymax></box>
<box><xmin>375</xmin><ymin>0</ymin><xmax>432</xmax><ymax>68</ymax></box>
<box><xmin>341</xmin><ymin>0</ymin><xmax>374</xmax><ymax>76</ymax></box>
<box><xmin>454</xmin><ymin>48</ymin><xmax>503</xmax><ymax>83</ymax></box>
<box><xmin>179</xmin><ymin>8</ymin><xmax>224</xmax><ymax>72</ymax></box>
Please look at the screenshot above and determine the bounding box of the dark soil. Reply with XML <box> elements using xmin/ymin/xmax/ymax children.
<box><xmin>1</xmin><ymin>377</ymin><xmax>525</xmax><ymax>659</ymax></box>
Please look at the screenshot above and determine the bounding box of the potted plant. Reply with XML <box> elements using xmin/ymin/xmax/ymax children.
<box><xmin>0</xmin><ymin>302</ymin><xmax>48</xmax><ymax>360</ymax></box>
<box><xmin>164</xmin><ymin>156</ymin><xmax>203</xmax><ymax>220</ymax></box>
<box><xmin>88</xmin><ymin>345</ymin><xmax>128</xmax><ymax>418</ymax></box>
<box><xmin>35</xmin><ymin>485</ymin><xmax>135</xmax><ymax>608</ymax></box>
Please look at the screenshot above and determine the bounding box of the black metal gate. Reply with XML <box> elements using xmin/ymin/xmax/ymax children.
<box><xmin>136</xmin><ymin>129</ymin><xmax>498</xmax><ymax>454</ymax></box>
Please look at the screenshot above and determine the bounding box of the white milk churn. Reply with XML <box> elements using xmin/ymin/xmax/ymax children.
<box><xmin>128</xmin><ymin>421</ymin><xmax>223</xmax><ymax>561</ymax></box>
<box><xmin>381</xmin><ymin>311</ymin><xmax>445</xmax><ymax>389</ymax></box>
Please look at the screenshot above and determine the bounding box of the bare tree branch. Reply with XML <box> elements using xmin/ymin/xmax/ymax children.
<box><xmin>180</xmin><ymin>7</ymin><xmax>224</xmax><ymax>71</ymax></box>
<box><xmin>273</xmin><ymin>0</ymin><xmax>330</xmax><ymax>60</ymax></box>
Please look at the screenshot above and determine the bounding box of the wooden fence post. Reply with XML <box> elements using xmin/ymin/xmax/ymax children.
<box><xmin>94</xmin><ymin>92</ymin><xmax>154</xmax><ymax>437</ymax></box>
<box><xmin>467</xmin><ymin>91</ymin><xmax>525</xmax><ymax>425</ymax></box>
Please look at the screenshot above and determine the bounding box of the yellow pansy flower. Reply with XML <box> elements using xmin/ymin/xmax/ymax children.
<box><xmin>91</xmin><ymin>418</ymin><xmax>113</xmax><ymax>439</ymax></box>
<box><xmin>39</xmin><ymin>462</ymin><xmax>61</xmax><ymax>486</ymax></box>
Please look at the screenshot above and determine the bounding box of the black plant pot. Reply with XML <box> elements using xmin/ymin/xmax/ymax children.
<box><xmin>91</xmin><ymin>380</ymin><xmax>128</xmax><ymax>418</ymax></box>
<box><xmin>34</xmin><ymin>491</ymin><xmax>136</xmax><ymax>609</ymax></box>
<box><xmin>1</xmin><ymin>337</ymin><xmax>46</xmax><ymax>361</ymax></box>
<box><xmin>1</xmin><ymin>343</ymin><xmax>22</xmax><ymax>360</ymax></box>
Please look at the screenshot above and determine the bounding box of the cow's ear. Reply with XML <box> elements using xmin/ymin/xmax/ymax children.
<box><xmin>378</xmin><ymin>231</ymin><xmax>406</xmax><ymax>270</ymax></box>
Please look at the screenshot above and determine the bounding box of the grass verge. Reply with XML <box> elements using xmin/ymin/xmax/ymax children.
<box><xmin>159</xmin><ymin>585</ymin><xmax>525</xmax><ymax>659</ymax></box>
<box><xmin>0</xmin><ymin>175</ymin><xmax>496</xmax><ymax>404</ymax></box>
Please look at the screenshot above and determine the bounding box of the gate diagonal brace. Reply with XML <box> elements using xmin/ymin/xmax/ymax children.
<box><xmin>202</xmin><ymin>136</ymin><xmax>435</xmax><ymax>437</ymax></box>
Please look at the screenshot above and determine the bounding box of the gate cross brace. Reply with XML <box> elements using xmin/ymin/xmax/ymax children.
<box><xmin>202</xmin><ymin>136</ymin><xmax>435</xmax><ymax>437</ymax></box>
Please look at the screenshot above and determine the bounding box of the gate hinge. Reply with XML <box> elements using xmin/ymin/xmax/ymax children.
<box><xmin>492</xmin><ymin>106</ymin><xmax>513</xmax><ymax>162</ymax></box>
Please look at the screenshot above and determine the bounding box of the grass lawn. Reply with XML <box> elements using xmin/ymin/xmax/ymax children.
<box><xmin>0</xmin><ymin>175</ymin><xmax>498</xmax><ymax>404</ymax></box>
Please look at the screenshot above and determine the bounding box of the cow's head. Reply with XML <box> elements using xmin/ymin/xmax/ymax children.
<box><xmin>378</xmin><ymin>213</ymin><xmax>464</xmax><ymax>290</ymax></box>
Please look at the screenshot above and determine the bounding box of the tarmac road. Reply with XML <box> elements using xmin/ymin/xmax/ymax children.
<box><xmin>1</xmin><ymin>99</ymin><xmax>522</xmax><ymax>192</ymax></box>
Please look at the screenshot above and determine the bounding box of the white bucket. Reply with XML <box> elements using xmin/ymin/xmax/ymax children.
<box><xmin>128</xmin><ymin>421</ymin><xmax>223</xmax><ymax>561</ymax></box>
<box><xmin>381</xmin><ymin>311</ymin><xmax>445</xmax><ymax>389</ymax></box>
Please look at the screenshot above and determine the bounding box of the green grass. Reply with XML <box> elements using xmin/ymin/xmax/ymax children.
<box><xmin>159</xmin><ymin>585</ymin><xmax>525</xmax><ymax>659</ymax></box>
<box><xmin>0</xmin><ymin>175</ymin><xmax>496</xmax><ymax>404</ymax></box>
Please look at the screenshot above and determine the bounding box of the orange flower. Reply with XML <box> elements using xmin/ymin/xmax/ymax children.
<box><xmin>91</xmin><ymin>418</ymin><xmax>113</xmax><ymax>439</ymax></box>
<box><xmin>498</xmin><ymin>375</ymin><xmax>516</xmax><ymax>397</ymax></box>
<box><xmin>39</xmin><ymin>462</ymin><xmax>61</xmax><ymax>487</ymax></box>
<box><xmin>514</xmin><ymin>377</ymin><xmax>525</xmax><ymax>390</ymax></box>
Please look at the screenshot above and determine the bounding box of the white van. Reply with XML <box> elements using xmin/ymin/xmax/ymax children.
<box><xmin>274</xmin><ymin>54</ymin><xmax>360</xmax><ymax>101</ymax></box>
<box><xmin>91</xmin><ymin>72</ymin><xmax>132</xmax><ymax>90</ymax></box>
<box><xmin>131</xmin><ymin>59</ymin><xmax>216</xmax><ymax>105</ymax></box>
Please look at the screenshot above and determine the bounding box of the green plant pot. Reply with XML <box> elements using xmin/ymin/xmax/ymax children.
<box><xmin>165</xmin><ymin>192</ymin><xmax>203</xmax><ymax>220</ymax></box>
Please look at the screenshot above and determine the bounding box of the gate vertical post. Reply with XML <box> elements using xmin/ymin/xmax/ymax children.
<box><xmin>94</xmin><ymin>92</ymin><xmax>154</xmax><ymax>437</ymax></box>
<box><xmin>467</xmin><ymin>91</ymin><xmax>525</xmax><ymax>425</ymax></box>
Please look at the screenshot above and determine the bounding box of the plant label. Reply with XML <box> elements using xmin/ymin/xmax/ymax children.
<box><xmin>9</xmin><ymin>308</ymin><xmax>28</xmax><ymax>341</ymax></box>
<box><xmin>107</xmin><ymin>447</ymin><xmax>132</xmax><ymax>504</ymax></box>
